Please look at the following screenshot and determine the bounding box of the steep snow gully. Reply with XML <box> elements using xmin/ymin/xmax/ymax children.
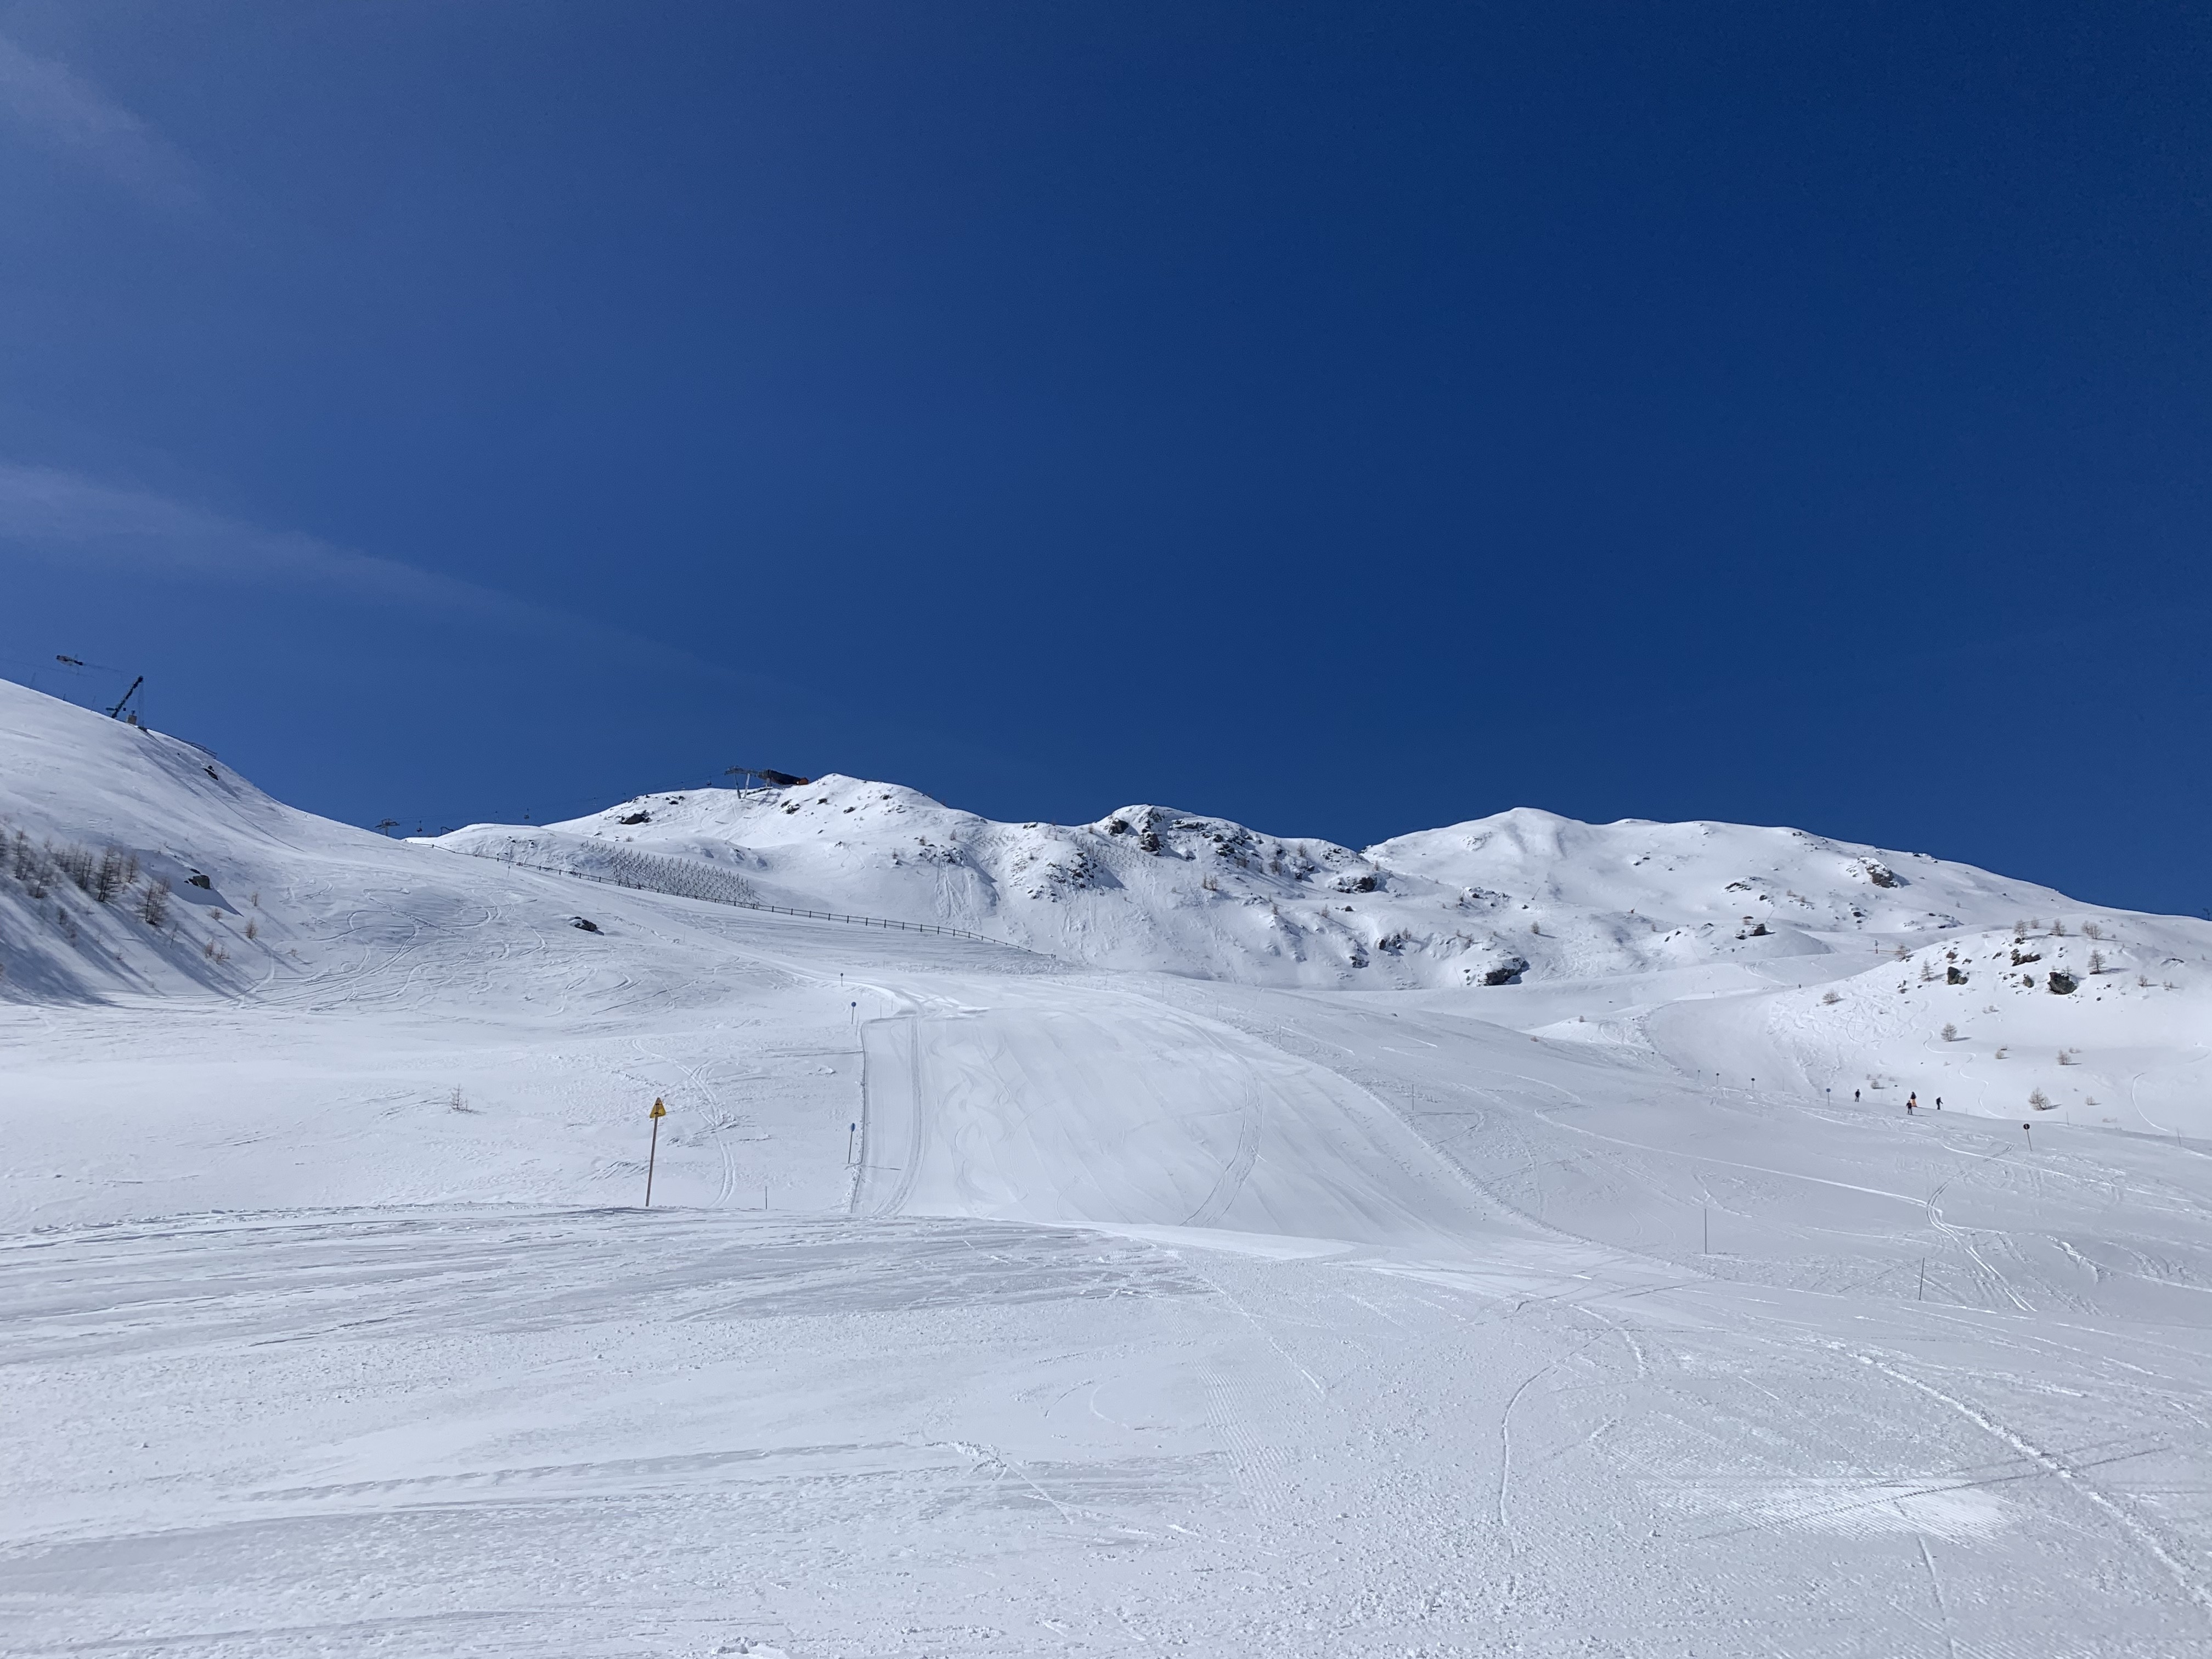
<box><xmin>5</xmin><ymin>676</ymin><xmax>2212</xmax><ymax>1657</ymax></box>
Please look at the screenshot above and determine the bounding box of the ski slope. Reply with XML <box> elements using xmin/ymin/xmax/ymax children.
<box><xmin>7</xmin><ymin>676</ymin><xmax>2212</xmax><ymax>1656</ymax></box>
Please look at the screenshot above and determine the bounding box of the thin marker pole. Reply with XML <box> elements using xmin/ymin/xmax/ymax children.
<box><xmin>1917</xmin><ymin>1258</ymin><xmax>1927</xmax><ymax>1300</ymax></box>
<box><xmin>644</xmin><ymin>1097</ymin><xmax>667</xmax><ymax>1207</ymax></box>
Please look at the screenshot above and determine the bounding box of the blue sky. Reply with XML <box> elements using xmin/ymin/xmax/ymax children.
<box><xmin>1</xmin><ymin>3</ymin><xmax>2207</xmax><ymax>915</ymax></box>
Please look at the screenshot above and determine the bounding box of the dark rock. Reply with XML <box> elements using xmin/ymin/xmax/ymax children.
<box><xmin>569</xmin><ymin>916</ymin><xmax>601</xmax><ymax>933</ymax></box>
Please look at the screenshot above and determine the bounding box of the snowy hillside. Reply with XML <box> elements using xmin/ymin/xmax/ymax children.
<box><xmin>10</xmin><ymin>675</ymin><xmax>2212</xmax><ymax>1656</ymax></box>
<box><xmin>0</xmin><ymin>679</ymin><xmax>381</xmax><ymax>1002</ymax></box>
<box><xmin>0</xmin><ymin>677</ymin><xmax>729</xmax><ymax>1013</ymax></box>
<box><xmin>435</xmin><ymin>777</ymin><xmax>2093</xmax><ymax>986</ymax></box>
<box><xmin>429</xmin><ymin>772</ymin><xmax>2212</xmax><ymax>1136</ymax></box>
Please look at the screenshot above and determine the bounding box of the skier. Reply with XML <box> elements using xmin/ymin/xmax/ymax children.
<box><xmin>1935</xmin><ymin>1096</ymin><xmax>1942</xmax><ymax>1110</ymax></box>
<box><xmin>1854</xmin><ymin>1088</ymin><xmax>1861</xmax><ymax>1103</ymax></box>
<box><xmin>1907</xmin><ymin>1092</ymin><xmax>1918</xmax><ymax>1114</ymax></box>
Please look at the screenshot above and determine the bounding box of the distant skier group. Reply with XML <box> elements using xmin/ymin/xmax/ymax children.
<box><xmin>1850</xmin><ymin>1086</ymin><xmax>1941</xmax><ymax>1113</ymax></box>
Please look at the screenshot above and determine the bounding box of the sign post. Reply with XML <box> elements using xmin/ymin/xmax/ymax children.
<box><xmin>645</xmin><ymin>1098</ymin><xmax>667</xmax><ymax>1207</ymax></box>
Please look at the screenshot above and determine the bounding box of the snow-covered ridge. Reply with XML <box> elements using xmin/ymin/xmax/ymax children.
<box><xmin>434</xmin><ymin>775</ymin><xmax>2093</xmax><ymax>988</ymax></box>
<box><xmin>5</xmin><ymin>673</ymin><xmax>2204</xmax><ymax>1136</ymax></box>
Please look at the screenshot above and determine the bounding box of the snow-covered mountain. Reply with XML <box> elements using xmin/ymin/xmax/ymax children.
<box><xmin>422</xmin><ymin>772</ymin><xmax>2212</xmax><ymax>1131</ymax></box>
<box><xmin>427</xmin><ymin>774</ymin><xmax>2212</xmax><ymax>1128</ymax></box>
<box><xmin>4</xmin><ymin>675</ymin><xmax>2204</xmax><ymax>1137</ymax></box>
<box><xmin>12</xmin><ymin>674</ymin><xmax>2212</xmax><ymax>1654</ymax></box>
<box><xmin>437</xmin><ymin>774</ymin><xmax>2091</xmax><ymax>986</ymax></box>
<box><xmin>0</xmin><ymin>679</ymin><xmax>357</xmax><ymax>1001</ymax></box>
<box><xmin>0</xmin><ymin>677</ymin><xmax>612</xmax><ymax>1008</ymax></box>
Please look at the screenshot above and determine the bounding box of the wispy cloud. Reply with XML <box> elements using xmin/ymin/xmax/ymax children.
<box><xmin>0</xmin><ymin>461</ymin><xmax>718</xmax><ymax>672</ymax></box>
<box><xmin>0</xmin><ymin>30</ymin><xmax>200</xmax><ymax>210</ymax></box>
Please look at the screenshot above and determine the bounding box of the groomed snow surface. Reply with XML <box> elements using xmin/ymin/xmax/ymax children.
<box><xmin>5</xmin><ymin>676</ymin><xmax>2212</xmax><ymax>1657</ymax></box>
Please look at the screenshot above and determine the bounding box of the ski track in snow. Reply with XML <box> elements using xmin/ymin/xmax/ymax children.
<box><xmin>5</xmin><ymin>679</ymin><xmax>2212</xmax><ymax>1654</ymax></box>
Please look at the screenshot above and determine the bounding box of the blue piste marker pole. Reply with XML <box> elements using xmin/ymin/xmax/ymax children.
<box><xmin>848</xmin><ymin>1121</ymin><xmax>857</xmax><ymax>1165</ymax></box>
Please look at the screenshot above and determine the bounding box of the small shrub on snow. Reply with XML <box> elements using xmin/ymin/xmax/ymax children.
<box><xmin>2029</xmin><ymin>1088</ymin><xmax>2052</xmax><ymax>1110</ymax></box>
<box><xmin>1821</xmin><ymin>989</ymin><xmax>1842</xmax><ymax>1005</ymax></box>
<box><xmin>1940</xmin><ymin>1022</ymin><xmax>1958</xmax><ymax>1041</ymax></box>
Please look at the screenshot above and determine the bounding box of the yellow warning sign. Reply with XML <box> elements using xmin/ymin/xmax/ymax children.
<box><xmin>650</xmin><ymin>1098</ymin><xmax>667</xmax><ymax>1119</ymax></box>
